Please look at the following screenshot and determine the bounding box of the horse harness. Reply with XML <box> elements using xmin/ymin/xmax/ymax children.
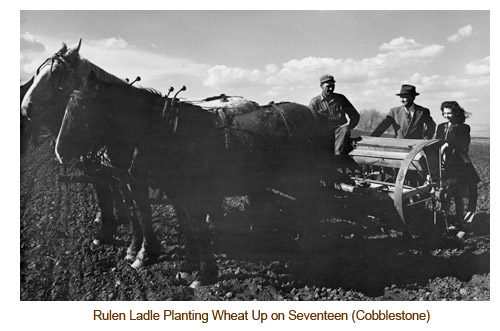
<box><xmin>269</xmin><ymin>102</ymin><xmax>294</xmax><ymax>137</ymax></box>
<box><xmin>160</xmin><ymin>100</ymin><xmax>295</xmax><ymax>150</ymax></box>
<box><xmin>36</xmin><ymin>51</ymin><xmax>81</xmax><ymax>95</ymax></box>
<box><xmin>161</xmin><ymin>98</ymin><xmax>234</xmax><ymax>149</ymax></box>
<box><xmin>162</xmin><ymin>98</ymin><xmax>180</xmax><ymax>134</ymax></box>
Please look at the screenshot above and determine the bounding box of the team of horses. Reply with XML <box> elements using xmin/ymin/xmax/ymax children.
<box><xmin>21</xmin><ymin>39</ymin><xmax>340</xmax><ymax>286</ymax></box>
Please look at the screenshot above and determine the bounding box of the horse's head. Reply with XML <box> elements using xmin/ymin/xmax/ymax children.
<box><xmin>21</xmin><ymin>39</ymin><xmax>83</xmax><ymax>128</ymax></box>
<box><xmin>55</xmin><ymin>70</ymin><xmax>105</xmax><ymax>165</ymax></box>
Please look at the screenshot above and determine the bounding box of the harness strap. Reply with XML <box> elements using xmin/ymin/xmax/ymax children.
<box><xmin>271</xmin><ymin>103</ymin><xmax>293</xmax><ymax>136</ymax></box>
<box><xmin>216</xmin><ymin>109</ymin><xmax>236</xmax><ymax>149</ymax></box>
<box><xmin>162</xmin><ymin>102</ymin><xmax>180</xmax><ymax>134</ymax></box>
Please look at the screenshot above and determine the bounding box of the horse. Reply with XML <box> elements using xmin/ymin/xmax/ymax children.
<box><xmin>21</xmin><ymin>39</ymin><xmax>129</xmax><ymax>130</ymax></box>
<box><xmin>55</xmin><ymin>69</ymin><xmax>334</xmax><ymax>286</ymax></box>
<box><xmin>20</xmin><ymin>77</ymin><xmax>34</xmax><ymax>155</ymax></box>
<box><xmin>20</xmin><ymin>39</ymin><xmax>135</xmax><ymax>245</ymax></box>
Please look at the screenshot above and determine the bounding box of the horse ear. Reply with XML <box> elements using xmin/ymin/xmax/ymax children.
<box><xmin>58</xmin><ymin>42</ymin><xmax>68</xmax><ymax>54</ymax></box>
<box><xmin>66</xmin><ymin>38</ymin><xmax>82</xmax><ymax>58</ymax></box>
<box><xmin>75</xmin><ymin>38</ymin><xmax>82</xmax><ymax>53</ymax></box>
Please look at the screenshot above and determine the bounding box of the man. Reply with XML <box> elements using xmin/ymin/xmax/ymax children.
<box><xmin>371</xmin><ymin>84</ymin><xmax>436</xmax><ymax>139</ymax></box>
<box><xmin>309</xmin><ymin>74</ymin><xmax>360</xmax><ymax>155</ymax></box>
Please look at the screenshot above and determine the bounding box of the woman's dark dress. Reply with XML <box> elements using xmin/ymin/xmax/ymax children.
<box><xmin>435</xmin><ymin>122</ymin><xmax>480</xmax><ymax>213</ymax></box>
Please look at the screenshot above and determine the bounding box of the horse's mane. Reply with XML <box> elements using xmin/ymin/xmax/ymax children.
<box><xmin>78</xmin><ymin>58</ymin><xmax>164</xmax><ymax>98</ymax></box>
<box><xmin>78</xmin><ymin>57</ymin><xmax>128</xmax><ymax>86</ymax></box>
<box><xmin>137</xmin><ymin>86</ymin><xmax>164</xmax><ymax>97</ymax></box>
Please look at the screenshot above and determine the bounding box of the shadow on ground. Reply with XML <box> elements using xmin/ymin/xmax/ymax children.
<box><xmin>212</xmin><ymin>194</ymin><xmax>490</xmax><ymax>297</ymax></box>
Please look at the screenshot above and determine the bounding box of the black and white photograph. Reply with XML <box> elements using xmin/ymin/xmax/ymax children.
<box><xmin>10</xmin><ymin>3</ymin><xmax>496</xmax><ymax>330</ymax></box>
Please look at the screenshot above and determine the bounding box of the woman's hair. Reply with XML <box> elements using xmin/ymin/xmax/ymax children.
<box><xmin>440</xmin><ymin>101</ymin><xmax>471</xmax><ymax>123</ymax></box>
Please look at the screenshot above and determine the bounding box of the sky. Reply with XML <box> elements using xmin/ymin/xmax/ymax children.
<box><xmin>20</xmin><ymin>10</ymin><xmax>490</xmax><ymax>136</ymax></box>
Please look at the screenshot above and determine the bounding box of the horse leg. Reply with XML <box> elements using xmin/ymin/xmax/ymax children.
<box><xmin>92</xmin><ymin>182</ymin><xmax>118</xmax><ymax>245</ymax></box>
<box><xmin>175</xmin><ymin>204</ymin><xmax>218</xmax><ymax>287</ymax></box>
<box><xmin>93</xmin><ymin>180</ymin><xmax>131</xmax><ymax>240</ymax></box>
<box><xmin>129</xmin><ymin>181</ymin><xmax>161</xmax><ymax>269</ymax></box>
<box><xmin>175</xmin><ymin>205</ymin><xmax>203</xmax><ymax>273</ymax></box>
<box><xmin>122</xmin><ymin>185</ymin><xmax>143</xmax><ymax>262</ymax></box>
<box><xmin>112</xmin><ymin>181</ymin><xmax>130</xmax><ymax>225</ymax></box>
<box><xmin>195</xmin><ymin>209</ymin><xmax>218</xmax><ymax>286</ymax></box>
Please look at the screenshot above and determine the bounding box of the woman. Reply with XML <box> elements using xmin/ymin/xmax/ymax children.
<box><xmin>435</xmin><ymin>101</ymin><xmax>480</xmax><ymax>226</ymax></box>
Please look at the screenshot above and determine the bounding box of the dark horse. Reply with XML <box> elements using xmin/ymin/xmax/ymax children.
<box><xmin>55</xmin><ymin>70</ymin><xmax>334</xmax><ymax>285</ymax></box>
<box><xmin>21</xmin><ymin>40</ymin><xmax>138</xmax><ymax>244</ymax></box>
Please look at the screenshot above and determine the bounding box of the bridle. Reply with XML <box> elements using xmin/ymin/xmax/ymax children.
<box><xmin>35</xmin><ymin>51</ymin><xmax>80</xmax><ymax>95</ymax></box>
<box><xmin>60</xmin><ymin>90</ymin><xmax>130</xmax><ymax>187</ymax></box>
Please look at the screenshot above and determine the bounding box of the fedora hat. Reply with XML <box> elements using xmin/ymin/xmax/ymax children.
<box><xmin>396</xmin><ymin>84</ymin><xmax>419</xmax><ymax>96</ymax></box>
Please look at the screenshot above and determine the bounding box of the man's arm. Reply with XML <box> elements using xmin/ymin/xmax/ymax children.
<box><xmin>370</xmin><ymin>116</ymin><xmax>394</xmax><ymax>137</ymax></box>
<box><xmin>309</xmin><ymin>97</ymin><xmax>319</xmax><ymax>111</ymax></box>
<box><xmin>422</xmin><ymin>109</ymin><xmax>436</xmax><ymax>139</ymax></box>
<box><xmin>343</xmin><ymin>96</ymin><xmax>360</xmax><ymax>129</ymax></box>
<box><xmin>308</xmin><ymin>98</ymin><xmax>323</xmax><ymax>120</ymax></box>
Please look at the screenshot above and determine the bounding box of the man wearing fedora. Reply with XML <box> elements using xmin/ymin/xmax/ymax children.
<box><xmin>370</xmin><ymin>84</ymin><xmax>436</xmax><ymax>139</ymax></box>
<box><xmin>309</xmin><ymin>74</ymin><xmax>360</xmax><ymax>155</ymax></box>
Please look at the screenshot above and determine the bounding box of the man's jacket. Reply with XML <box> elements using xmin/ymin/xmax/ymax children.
<box><xmin>371</xmin><ymin>104</ymin><xmax>436</xmax><ymax>139</ymax></box>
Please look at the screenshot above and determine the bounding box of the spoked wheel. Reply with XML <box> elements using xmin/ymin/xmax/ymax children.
<box><xmin>348</xmin><ymin>137</ymin><xmax>472</xmax><ymax>239</ymax></box>
<box><xmin>393</xmin><ymin>139</ymin><xmax>445</xmax><ymax>236</ymax></box>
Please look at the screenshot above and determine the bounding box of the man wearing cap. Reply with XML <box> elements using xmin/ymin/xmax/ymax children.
<box><xmin>370</xmin><ymin>84</ymin><xmax>436</xmax><ymax>139</ymax></box>
<box><xmin>309</xmin><ymin>74</ymin><xmax>360</xmax><ymax>155</ymax></box>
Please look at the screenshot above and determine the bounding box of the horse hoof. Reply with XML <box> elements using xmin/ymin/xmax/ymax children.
<box><xmin>174</xmin><ymin>272</ymin><xmax>195</xmax><ymax>286</ymax></box>
<box><xmin>176</xmin><ymin>272</ymin><xmax>191</xmax><ymax>281</ymax></box>
<box><xmin>92</xmin><ymin>236</ymin><xmax>115</xmax><ymax>246</ymax></box>
<box><xmin>125</xmin><ymin>252</ymin><xmax>137</xmax><ymax>262</ymax></box>
<box><xmin>131</xmin><ymin>258</ymin><xmax>145</xmax><ymax>270</ymax></box>
<box><xmin>92</xmin><ymin>238</ymin><xmax>105</xmax><ymax>246</ymax></box>
<box><xmin>93</xmin><ymin>238</ymin><xmax>113</xmax><ymax>246</ymax></box>
<box><xmin>189</xmin><ymin>281</ymin><xmax>202</xmax><ymax>289</ymax></box>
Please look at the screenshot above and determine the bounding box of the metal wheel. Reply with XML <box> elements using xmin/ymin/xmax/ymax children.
<box><xmin>348</xmin><ymin>137</ymin><xmax>474</xmax><ymax>237</ymax></box>
<box><xmin>349</xmin><ymin>137</ymin><xmax>444</xmax><ymax>235</ymax></box>
<box><xmin>393</xmin><ymin>139</ymin><xmax>444</xmax><ymax>235</ymax></box>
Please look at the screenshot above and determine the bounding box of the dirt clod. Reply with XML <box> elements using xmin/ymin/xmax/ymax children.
<box><xmin>20</xmin><ymin>139</ymin><xmax>490</xmax><ymax>301</ymax></box>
